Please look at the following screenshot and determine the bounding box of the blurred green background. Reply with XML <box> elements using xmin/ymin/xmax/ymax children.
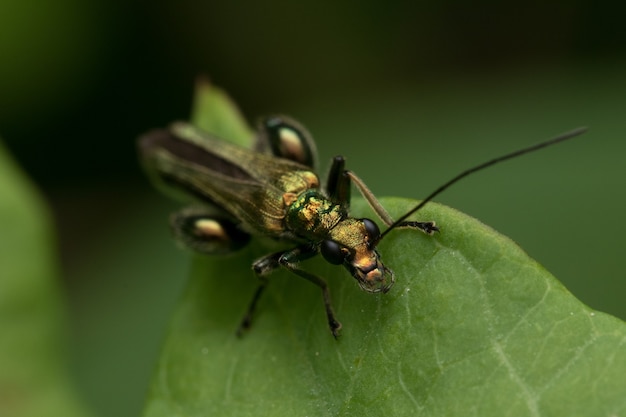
<box><xmin>1</xmin><ymin>1</ymin><xmax>625</xmax><ymax>416</ymax></box>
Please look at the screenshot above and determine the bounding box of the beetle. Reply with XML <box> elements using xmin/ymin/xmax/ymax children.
<box><xmin>138</xmin><ymin>116</ymin><xmax>585</xmax><ymax>338</ymax></box>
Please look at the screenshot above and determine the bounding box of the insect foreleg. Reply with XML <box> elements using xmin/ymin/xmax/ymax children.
<box><xmin>244</xmin><ymin>244</ymin><xmax>342</xmax><ymax>338</ymax></box>
<box><xmin>278</xmin><ymin>245</ymin><xmax>342</xmax><ymax>338</ymax></box>
<box><xmin>392</xmin><ymin>220</ymin><xmax>439</xmax><ymax>235</ymax></box>
<box><xmin>345</xmin><ymin>171</ymin><xmax>438</xmax><ymax>235</ymax></box>
<box><xmin>345</xmin><ymin>170</ymin><xmax>395</xmax><ymax>226</ymax></box>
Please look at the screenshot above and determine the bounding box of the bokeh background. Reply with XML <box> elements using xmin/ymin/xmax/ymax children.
<box><xmin>2</xmin><ymin>1</ymin><xmax>625</xmax><ymax>416</ymax></box>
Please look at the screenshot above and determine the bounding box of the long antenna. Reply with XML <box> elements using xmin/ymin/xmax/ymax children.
<box><xmin>378</xmin><ymin>126</ymin><xmax>588</xmax><ymax>241</ymax></box>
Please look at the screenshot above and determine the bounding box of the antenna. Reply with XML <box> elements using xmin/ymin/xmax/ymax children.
<box><xmin>377</xmin><ymin>127</ymin><xmax>588</xmax><ymax>242</ymax></box>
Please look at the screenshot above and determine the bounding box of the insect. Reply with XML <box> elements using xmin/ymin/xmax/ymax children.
<box><xmin>138</xmin><ymin>116</ymin><xmax>586</xmax><ymax>338</ymax></box>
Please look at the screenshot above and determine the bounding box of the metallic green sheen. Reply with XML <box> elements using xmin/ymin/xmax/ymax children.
<box><xmin>285</xmin><ymin>190</ymin><xmax>346</xmax><ymax>241</ymax></box>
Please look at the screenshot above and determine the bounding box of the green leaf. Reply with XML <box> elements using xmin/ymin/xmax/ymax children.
<box><xmin>142</xmin><ymin>198</ymin><xmax>626</xmax><ymax>416</ymax></box>
<box><xmin>141</xmin><ymin>81</ymin><xmax>626</xmax><ymax>416</ymax></box>
<box><xmin>190</xmin><ymin>77</ymin><xmax>254</xmax><ymax>146</ymax></box>
<box><xmin>0</xmin><ymin>139</ymin><xmax>91</xmax><ymax>417</ymax></box>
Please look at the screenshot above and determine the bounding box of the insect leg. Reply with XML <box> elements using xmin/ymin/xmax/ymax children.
<box><xmin>255</xmin><ymin>116</ymin><xmax>318</xmax><ymax>168</ymax></box>
<box><xmin>237</xmin><ymin>248</ymin><xmax>299</xmax><ymax>336</ymax></box>
<box><xmin>236</xmin><ymin>272</ymin><xmax>270</xmax><ymax>337</ymax></box>
<box><xmin>170</xmin><ymin>206</ymin><xmax>251</xmax><ymax>254</ymax></box>
<box><xmin>345</xmin><ymin>170</ymin><xmax>438</xmax><ymax>234</ymax></box>
<box><xmin>241</xmin><ymin>244</ymin><xmax>342</xmax><ymax>338</ymax></box>
<box><xmin>279</xmin><ymin>246</ymin><xmax>342</xmax><ymax>338</ymax></box>
<box><xmin>391</xmin><ymin>220</ymin><xmax>439</xmax><ymax>235</ymax></box>
<box><xmin>325</xmin><ymin>156</ymin><xmax>351</xmax><ymax>208</ymax></box>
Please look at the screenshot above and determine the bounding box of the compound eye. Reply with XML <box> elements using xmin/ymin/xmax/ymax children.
<box><xmin>320</xmin><ymin>239</ymin><xmax>345</xmax><ymax>265</ymax></box>
<box><xmin>362</xmin><ymin>218</ymin><xmax>380</xmax><ymax>242</ymax></box>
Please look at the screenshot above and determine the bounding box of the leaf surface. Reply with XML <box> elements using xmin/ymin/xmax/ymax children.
<box><xmin>142</xmin><ymin>81</ymin><xmax>626</xmax><ymax>417</ymax></box>
<box><xmin>0</xmin><ymin>140</ymin><xmax>90</xmax><ymax>417</ymax></box>
<box><xmin>143</xmin><ymin>198</ymin><xmax>626</xmax><ymax>417</ymax></box>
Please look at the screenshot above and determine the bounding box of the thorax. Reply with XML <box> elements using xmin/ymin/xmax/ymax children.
<box><xmin>284</xmin><ymin>190</ymin><xmax>346</xmax><ymax>241</ymax></box>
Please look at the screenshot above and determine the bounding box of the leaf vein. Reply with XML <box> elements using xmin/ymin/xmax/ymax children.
<box><xmin>397</xmin><ymin>361</ymin><xmax>424</xmax><ymax>412</ymax></box>
<box><xmin>492</xmin><ymin>341</ymin><xmax>539</xmax><ymax>416</ymax></box>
